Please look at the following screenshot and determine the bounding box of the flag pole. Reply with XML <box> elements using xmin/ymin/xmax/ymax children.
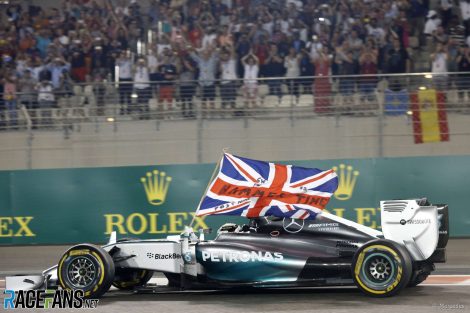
<box><xmin>189</xmin><ymin>148</ymin><xmax>228</xmax><ymax>228</ymax></box>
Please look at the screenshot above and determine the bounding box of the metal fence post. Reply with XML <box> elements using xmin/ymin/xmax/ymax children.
<box><xmin>244</xmin><ymin>88</ymin><xmax>249</xmax><ymax>129</ymax></box>
<box><xmin>197</xmin><ymin>97</ymin><xmax>203</xmax><ymax>163</ymax></box>
<box><xmin>20</xmin><ymin>105</ymin><xmax>34</xmax><ymax>169</ymax></box>
<box><xmin>290</xmin><ymin>79</ymin><xmax>294</xmax><ymax>127</ymax></box>
<box><xmin>377</xmin><ymin>89</ymin><xmax>384</xmax><ymax>158</ymax></box>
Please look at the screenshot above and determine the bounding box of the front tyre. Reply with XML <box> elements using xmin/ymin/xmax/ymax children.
<box><xmin>352</xmin><ymin>239</ymin><xmax>412</xmax><ymax>297</ymax></box>
<box><xmin>58</xmin><ymin>244</ymin><xmax>115</xmax><ymax>298</ymax></box>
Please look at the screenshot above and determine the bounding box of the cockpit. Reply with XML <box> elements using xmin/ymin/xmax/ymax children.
<box><xmin>216</xmin><ymin>216</ymin><xmax>288</xmax><ymax>235</ymax></box>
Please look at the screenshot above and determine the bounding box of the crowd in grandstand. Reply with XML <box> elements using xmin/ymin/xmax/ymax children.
<box><xmin>0</xmin><ymin>0</ymin><xmax>470</xmax><ymax>126</ymax></box>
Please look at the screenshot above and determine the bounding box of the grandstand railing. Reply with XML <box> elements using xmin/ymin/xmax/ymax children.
<box><xmin>2</xmin><ymin>72</ymin><xmax>469</xmax><ymax>133</ymax></box>
<box><xmin>1</xmin><ymin>72</ymin><xmax>469</xmax><ymax>166</ymax></box>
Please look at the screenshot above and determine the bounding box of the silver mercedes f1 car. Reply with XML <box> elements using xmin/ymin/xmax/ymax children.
<box><xmin>6</xmin><ymin>198</ymin><xmax>448</xmax><ymax>298</ymax></box>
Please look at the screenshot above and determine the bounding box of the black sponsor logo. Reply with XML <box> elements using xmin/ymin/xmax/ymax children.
<box><xmin>146</xmin><ymin>252</ymin><xmax>181</xmax><ymax>260</ymax></box>
<box><xmin>407</xmin><ymin>219</ymin><xmax>431</xmax><ymax>224</ymax></box>
<box><xmin>400</xmin><ymin>218</ymin><xmax>431</xmax><ymax>225</ymax></box>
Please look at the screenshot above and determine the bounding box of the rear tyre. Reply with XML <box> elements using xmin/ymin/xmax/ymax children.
<box><xmin>58</xmin><ymin>244</ymin><xmax>115</xmax><ymax>298</ymax></box>
<box><xmin>352</xmin><ymin>239</ymin><xmax>412</xmax><ymax>297</ymax></box>
<box><xmin>112</xmin><ymin>268</ymin><xmax>153</xmax><ymax>290</ymax></box>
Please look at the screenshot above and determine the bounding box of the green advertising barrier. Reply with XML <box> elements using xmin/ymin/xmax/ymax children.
<box><xmin>0</xmin><ymin>155</ymin><xmax>469</xmax><ymax>245</ymax></box>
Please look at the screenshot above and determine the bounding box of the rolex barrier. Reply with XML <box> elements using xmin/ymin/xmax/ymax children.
<box><xmin>0</xmin><ymin>154</ymin><xmax>468</xmax><ymax>245</ymax></box>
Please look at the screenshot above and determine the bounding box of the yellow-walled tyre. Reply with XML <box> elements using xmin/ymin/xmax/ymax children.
<box><xmin>58</xmin><ymin>244</ymin><xmax>115</xmax><ymax>298</ymax></box>
<box><xmin>112</xmin><ymin>268</ymin><xmax>153</xmax><ymax>290</ymax></box>
<box><xmin>352</xmin><ymin>239</ymin><xmax>412</xmax><ymax>297</ymax></box>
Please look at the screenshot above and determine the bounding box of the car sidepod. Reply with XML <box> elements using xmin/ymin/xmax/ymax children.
<box><xmin>196</xmin><ymin>215</ymin><xmax>376</xmax><ymax>286</ymax></box>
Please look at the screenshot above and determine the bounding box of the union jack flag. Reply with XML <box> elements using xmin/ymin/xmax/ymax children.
<box><xmin>196</xmin><ymin>154</ymin><xmax>338</xmax><ymax>220</ymax></box>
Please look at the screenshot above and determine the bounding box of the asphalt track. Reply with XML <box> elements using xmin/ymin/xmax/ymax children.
<box><xmin>1</xmin><ymin>239</ymin><xmax>469</xmax><ymax>313</ymax></box>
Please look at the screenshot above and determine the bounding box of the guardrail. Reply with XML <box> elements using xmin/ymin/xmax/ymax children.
<box><xmin>1</xmin><ymin>72</ymin><xmax>470</xmax><ymax>167</ymax></box>
<box><xmin>2</xmin><ymin>72</ymin><xmax>470</xmax><ymax>132</ymax></box>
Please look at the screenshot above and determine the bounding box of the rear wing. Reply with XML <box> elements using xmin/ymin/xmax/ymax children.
<box><xmin>380</xmin><ymin>199</ymin><xmax>445</xmax><ymax>261</ymax></box>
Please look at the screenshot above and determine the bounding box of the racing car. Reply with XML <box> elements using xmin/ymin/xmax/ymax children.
<box><xmin>6</xmin><ymin>198</ymin><xmax>448</xmax><ymax>298</ymax></box>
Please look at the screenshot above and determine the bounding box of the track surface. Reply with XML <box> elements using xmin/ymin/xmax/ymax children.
<box><xmin>1</xmin><ymin>239</ymin><xmax>469</xmax><ymax>313</ymax></box>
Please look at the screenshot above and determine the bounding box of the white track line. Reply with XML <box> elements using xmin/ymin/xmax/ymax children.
<box><xmin>430</xmin><ymin>275</ymin><xmax>470</xmax><ymax>276</ymax></box>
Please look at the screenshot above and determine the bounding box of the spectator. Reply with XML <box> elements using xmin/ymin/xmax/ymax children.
<box><xmin>70</xmin><ymin>48</ymin><xmax>87</xmax><ymax>83</ymax></box>
<box><xmin>253</xmin><ymin>35</ymin><xmax>270</xmax><ymax>72</ymax></box>
<box><xmin>36</xmin><ymin>79</ymin><xmax>55</xmax><ymax>127</ymax></box>
<box><xmin>19</xmin><ymin>70</ymin><xmax>37</xmax><ymax>110</ymax></box>
<box><xmin>447</xmin><ymin>38</ymin><xmax>460</xmax><ymax>74</ymax></box>
<box><xmin>235</xmin><ymin>33</ymin><xmax>251</xmax><ymax>75</ymax></box>
<box><xmin>134</xmin><ymin>58</ymin><xmax>151</xmax><ymax>116</ymax></box>
<box><xmin>449</xmin><ymin>16</ymin><xmax>466</xmax><ymax>47</ymax></box>
<box><xmin>456</xmin><ymin>44</ymin><xmax>470</xmax><ymax>100</ymax></box>
<box><xmin>35</xmin><ymin>29</ymin><xmax>51</xmax><ymax>59</ymax></box>
<box><xmin>241</xmin><ymin>51</ymin><xmax>259</xmax><ymax>108</ymax></box>
<box><xmin>219</xmin><ymin>44</ymin><xmax>238</xmax><ymax>111</ymax></box>
<box><xmin>347</xmin><ymin>30</ymin><xmax>364</xmax><ymax>61</ymax></box>
<box><xmin>386</xmin><ymin>38</ymin><xmax>410</xmax><ymax>91</ymax></box>
<box><xmin>18</xmin><ymin>32</ymin><xmax>37</xmax><ymax>54</ymax></box>
<box><xmin>4</xmin><ymin>0</ymin><xmax>470</xmax><ymax>121</ymax></box>
<box><xmin>396</xmin><ymin>10</ymin><xmax>411</xmax><ymax>48</ymax></box>
<box><xmin>218</xmin><ymin>25</ymin><xmax>234</xmax><ymax>47</ymax></box>
<box><xmin>46</xmin><ymin>56</ymin><xmax>70</xmax><ymax>89</ymax></box>
<box><xmin>106</xmin><ymin>48</ymin><xmax>120</xmax><ymax>81</ymax></box>
<box><xmin>359</xmin><ymin>43</ymin><xmax>378</xmax><ymax>102</ymax></box>
<box><xmin>461</xmin><ymin>0</ymin><xmax>470</xmax><ymax>37</ymax></box>
<box><xmin>264</xmin><ymin>44</ymin><xmax>284</xmax><ymax>97</ymax></box>
<box><xmin>56</xmin><ymin>69</ymin><xmax>74</xmax><ymax>100</ymax></box>
<box><xmin>3</xmin><ymin>76</ymin><xmax>18</xmax><ymax>128</ymax></box>
<box><xmin>24</xmin><ymin>57</ymin><xmax>42</xmax><ymax>82</ymax></box>
<box><xmin>299</xmin><ymin>48</ymin><xmax>314</xmax><ymax>94</ymax></box>
<box><xmin>146</xmin><ymin>47</ymin><xmax>160</xmax><ymax>96</ymax></box>
<box><xmin>179</xmin><ymin>56</ymin><xmax>197</xmax><ymax>118</ymax></box>
<box><xmin>431</xmin><ymin>43</ymin><xmax>449</xmax><ymax>90</ymax></box>
<box><xmin>157</xmin><ymin>54</ymin><xmax>178</xmax><ymax>113</ymax></box>
<box><xmin>201</xmin><ymin>27</ymin><xmax>217</xmax><ymax>50</ymax></box>
<box><xmin>116</xmin><ymin>50</ymin><xmax>133</xmax><ymax>115</ymax></box>
<box><xmin>190</xmin><ymin>46</ymin><xmax>219</xmax><ymax>114</ymax></box>
<box><xmin>284</xmin><ymin>47</ymin><xmax>301</xmax><ymax>97</ymax></box>
<box><xmin>366</xmin><ymin>18</ymin><xmax>386</xmax><ymax>47</ymax></box>
<box><xmin>312</xmin><ymin>46</ymin><xmax>331</xmax><ymax>113</ymax></box>
<box><xmin>433</xmin><ymin>25</ymin><xmax>449</xmax><ymax>45</ymax></box>
<box><xmin>307</xmin><ymin>35</ymin><xmax>323</xmax><ymax>62</ymax></box>
<box><xmin>335</xmin><ymin>43</ymin><xmax>357</xmax><ymax>106</ymax></box>
<box><xmin>424</xmin><ymin>10</ymin><xmax>442</xmax><ymax>37</ymax></box>
<box><xmin>384</xmin><ymin>1</ymin><xmax>399</xmax><ymax>24</ymax></box>
<box><xmin>440</xmin><ymin>0</ymin><xmax>453</xmax><ymax>30</ymax></box>
<box><xmin>90</xmin><ymin>44</ymin><xmax>108</xmax><ymax>77</ymax></box>
<box><xmin>291</xmin><ymin>31</ymin><xmax>306</xmax><ymax>54</ymax></box>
